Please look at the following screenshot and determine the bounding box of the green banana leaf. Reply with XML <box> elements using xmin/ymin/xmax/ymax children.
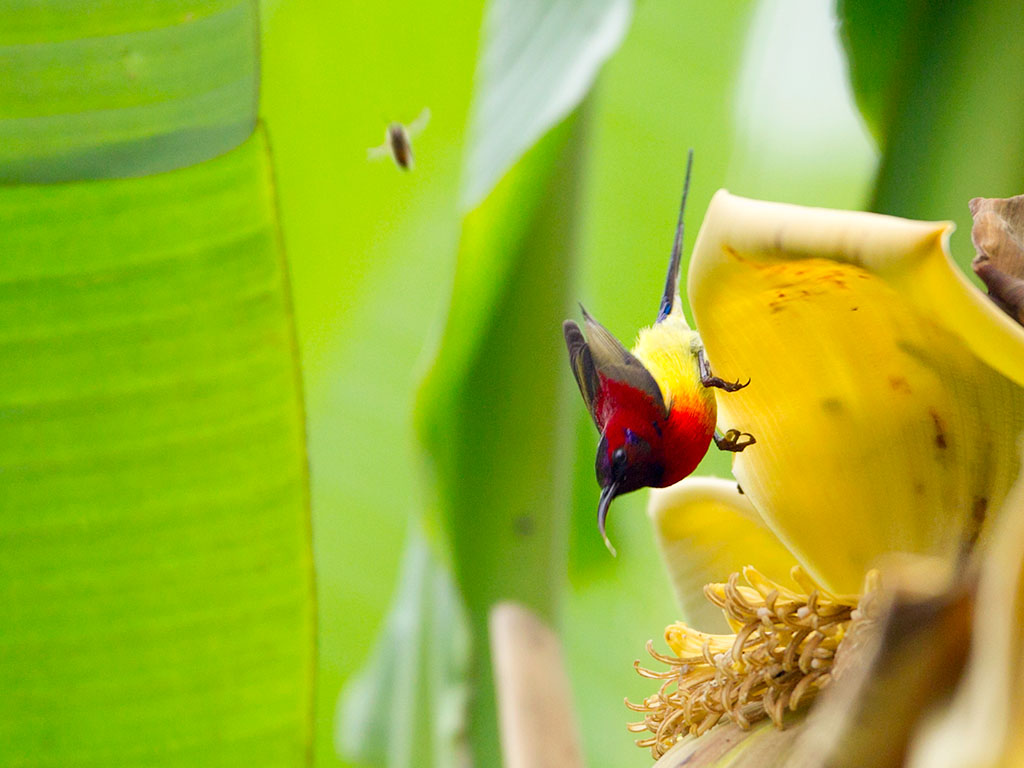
<box><xmin>1</xmin><ymin>1</ymin><xmax>313</xmax><ymax>764</ymax></box>
<box><xmin>0</xmin><ymin>126</ymin><xmax>314</xmax><ymax>767</ymax></box>
<box><xmin>414</xmin><ymin>0</ymin><xmax>635</xmax><ymax>761</ymax></box>
<box><xmin>0</xmin><ymin>0</ymin><xmax>258</xmax><ymax>182</ymax></box>
<box><xmin>416</xmin><ymin>113</ymin><xmax>588</xmax><ymax>765</ymax></box>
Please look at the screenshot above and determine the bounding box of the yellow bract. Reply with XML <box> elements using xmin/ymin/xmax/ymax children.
<box><xmin>686</xmin><ymin>192</ymin><xmax>1024</xmax><ymax>594</ymax></box>
<box><xmin>648</xmin><ymin>478</ymin><xmax>795</xmax><ymax>632</ymax></box>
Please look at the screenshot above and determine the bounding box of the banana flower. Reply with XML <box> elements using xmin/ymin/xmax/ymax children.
<box><xmin>627</xmin><ymin>192</ymin><xmax>1024</xmax><ymax>763</ymax></box>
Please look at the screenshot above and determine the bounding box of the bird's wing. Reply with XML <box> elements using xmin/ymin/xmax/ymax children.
<box><xmin>564</xmin><ymin>319</ymin><xmax>599</xmax><ymax>415</ymax></box>
<box><xmin>564</xmin><ymin>313</ymin><xmax>668</xmax><ymax>428</ymax></box>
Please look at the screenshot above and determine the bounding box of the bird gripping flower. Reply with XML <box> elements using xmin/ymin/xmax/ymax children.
<box><xmin>563</xmin><ymin>152</ymin><xmax>754</xmax><ymax>555</ymax></box>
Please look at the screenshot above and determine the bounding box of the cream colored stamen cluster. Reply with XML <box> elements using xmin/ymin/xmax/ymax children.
<box><xmin>626</xmin><ymin>566</ymin><xmax>863</xmax><ymax>759</ymax></box>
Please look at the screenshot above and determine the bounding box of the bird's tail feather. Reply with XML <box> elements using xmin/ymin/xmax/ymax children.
<box><xmin>657</xmin><ymin>148</ymin><xmax>695</xmax><ymax>325</ymax></box>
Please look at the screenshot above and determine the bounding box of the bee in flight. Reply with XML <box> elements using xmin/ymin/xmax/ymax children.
<box><xmin>563</xmin><ymin>151</ymin><xmax>755</xmax><ymax>554</ymax></box>
<box><xmin>367</xmin><ymin>107</ymin><xmax>431</xmax><ymax>170</ymax></box>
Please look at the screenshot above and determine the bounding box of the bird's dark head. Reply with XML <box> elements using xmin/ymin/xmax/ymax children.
<box><xmin>596</xmin><ymin>428</ymin><xmax>666</xmax><ymax>496</ymax></box>
<box><xmin>595</xmin><ymin>426</ymin><xmax>665</xmax><ymax>555</ymax></box>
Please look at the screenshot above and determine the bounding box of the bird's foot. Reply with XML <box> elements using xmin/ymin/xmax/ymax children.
<box><xmin>698</xmin><ymin>348</ymin><xmax>750</xmax><ymax>392</ymax></box>
<box><xmin>703</xmin><ymin>374</ymin><xmax>751</xmax><ymax>392</ymax></box>
<box><xmin>715</xmin><ymin>428</ymin><xmax>756</xmax><ymax>452</ymax></box>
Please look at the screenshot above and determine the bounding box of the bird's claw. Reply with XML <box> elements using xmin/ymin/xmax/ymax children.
<box><xmin>697</xmin><ymin>348</ymin><xmax>750</xmax><ymax>392</ymax></box>
<box><xmin>703</xmin><ymin>375</ymin><xmax>750</xmax><ymax>392</ymax></box>
<box><xmin>715</xmin><ymin>428</ymin><xmax>756</xmax><ymax>452</ymax></box>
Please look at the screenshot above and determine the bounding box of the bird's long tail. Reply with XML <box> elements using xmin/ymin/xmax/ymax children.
<box><xmin>657</xmin><ymin>149</ymin><xmax>695</xmax><ymax>325</ymax></box>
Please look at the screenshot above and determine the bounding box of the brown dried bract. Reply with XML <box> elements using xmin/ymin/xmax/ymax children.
<box><xmin>970</xmin><ymin>195</ymin><xmax>1024</xmax><ymax>325</ymax></box>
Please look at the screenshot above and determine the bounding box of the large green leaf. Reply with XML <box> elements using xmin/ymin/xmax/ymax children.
<box><xmin>838</xmin><ymin>0</ymin><xmax>1024</xmax><ymax>265</ymax></box>
<box><xmin>0</xmin><ymin>0</ymin><xmax>258</xmax><ymax>182</ymax></box>
<box><xmin>0</xmin><ymin>128</ymin><xmax>315</xmax><ymax>765</ymax></box>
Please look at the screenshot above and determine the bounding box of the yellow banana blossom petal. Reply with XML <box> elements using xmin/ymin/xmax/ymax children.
<box><xmin>648</xmin><ymin>477</ymin><xmax>798</xmax><ymax>631</ymax></box>
<box><xmin>688</xmin><ymin>191</ymin><xmax>1024</xmax><ymax>594</ymax></box>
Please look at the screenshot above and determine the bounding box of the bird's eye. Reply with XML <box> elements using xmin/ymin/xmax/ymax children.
<box><xmin>612</xmin><ymin>447</ymin><xmax>627</xmax><ymax>471</ymax></box>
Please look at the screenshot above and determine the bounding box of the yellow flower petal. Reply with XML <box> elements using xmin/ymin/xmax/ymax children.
<box><xmin>688</xmin><ymin>191</ymin><xmax>1024</xmax><ymax>594</ymax></box>
<box><xmin>648</xmin><ymin>478</ymin><xmax>797</xmax><ymax>631</ymax></box>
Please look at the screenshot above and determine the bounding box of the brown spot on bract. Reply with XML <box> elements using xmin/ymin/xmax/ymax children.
<box><xmin>888</xmin><ymin>376</ymin><xmax>912</xmax><ymax>394</ymax></box>
<box><xmin>821</xmin><ymin>398</ymin><xmax>844</xmax><ymax>414</ymax></box>
<box><xmin>514</xmin><ymin>515</ymin><xmax>534</xmax><ymax>536</ymax></box>
<box><xmin>972</xmin><ymin>497</ymin><xmax>988</xmax><ymax>523</ymax></box>
<box><xmin>914</xmin><ymin>482</ymin><xmax>925</xmax><ymax>496</ymax></box>
<box><xmin>965</xmin><ymin>496</ymin><xmax>989</xmax><ymax>549</ymax></box>
<box><xmin>929</xmin><ymin>409</ymin><xmax>948</xmax><ymax>450</ymax></box>
<box><xmin>851</xmin><ymin>306</ymin><xmax>859</xmax><ymax>311</ymax></box>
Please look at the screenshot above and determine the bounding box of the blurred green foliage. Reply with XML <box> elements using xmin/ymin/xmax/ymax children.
<box><xmin>839</xmin><ymin>0</ymin><xmax>1024</xmax><ymax>264</ymax></box>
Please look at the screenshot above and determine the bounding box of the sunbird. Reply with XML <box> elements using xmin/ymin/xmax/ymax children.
<box><xmin>563</xmin><ymin>151</ymin><xmax>755</xmax><ymax>554</ymax></box>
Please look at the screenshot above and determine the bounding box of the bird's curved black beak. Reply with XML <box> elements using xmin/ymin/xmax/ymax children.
<box><xmin>598</xmin><ymin>481</ymin><xmax>620</xmax><ymax>556</ymax></box>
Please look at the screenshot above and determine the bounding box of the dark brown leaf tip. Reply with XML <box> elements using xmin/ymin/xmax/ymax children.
<box><xmin>970</xmin><ymin>194</ymin><xmax>1024</xmax><ymax>326</ymax></box>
